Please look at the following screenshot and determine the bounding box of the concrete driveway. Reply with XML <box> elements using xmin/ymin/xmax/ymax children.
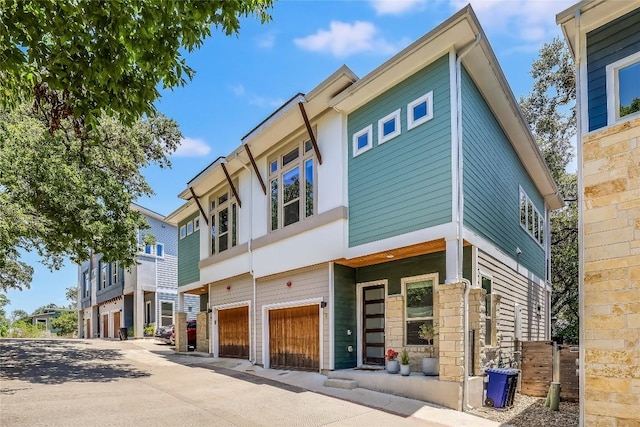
<box><xmin>0</xmin><ymin>339</ymin><xmax>498</xmax><ymax>427</ymax></box>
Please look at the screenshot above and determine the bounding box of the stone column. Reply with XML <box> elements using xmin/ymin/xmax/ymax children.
<box><xmin>468</xmin><ymin>288</ymin><xmax>486</xmax><ymax>376</ymax></box>
<box><xmin>175</xmin><ymin>312</ymin><xmax>187</xmax><ymax>352</ymax></box>
<box><xmin>196</xmin><ymin>311</ymin><xmax>209</xmax><ymax>353</ymax></box>
<box><xmin>133</xmin><ymin>286</ymin><xmax>144</xmax><ymax>338</ymax></box>
<box><xmin>438</xmin><ymin>282</ymin><xmax>465</xmax><ymax>382</ymax></box>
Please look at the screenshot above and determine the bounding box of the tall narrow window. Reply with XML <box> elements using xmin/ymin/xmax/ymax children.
<box><xmin>403</xmin><ymin>275</ymin><xmax>436</xmax><ymax>345</ymax></box>
<box><xmin>482</xmin><ymin>276</ymin><xmax>493</xmax><ymax>346</ymax></box>
<box><xmin>210</xmin><ymin>191</ymin><xmax>237</xmax><ymax>255</ymax></box>
<box><xmin>519</xmin><ymin>186</ymin><xmax>545</xmax><ymax>246</ymax></box>
<box><xmin>160</xmin><ymin>301</ymin><xmax>174</xmax><ymax>327</ymax></box>
<box><xmin>112</xmin><ymin>262</ymin><xmax>118</xmax><ymax>284</ymax></box>
<box><xmin>83</xmin><ymin>271</ymin><xmax>90</xmax><ymax>298</ymax></box>
<box><xmin>269</xmin><ymin>139</ymin><xmax>316</xmax><ymax>230</ymax></box>
<box><xmin>156</xmin><ymin>244</ymin><xmax>164</xmax><ymax>258</ymax></box>
<box><xmin>101</xmin><ymin>263</ymin><xmax>107</xmax><ymax>289</ymax></box>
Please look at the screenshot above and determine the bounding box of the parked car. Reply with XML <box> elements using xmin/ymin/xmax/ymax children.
<box><xmin>155</xmin><ymin>324</ymin><xmax>174</xmax><ymax>345</ymax></box>
<box><xmin>169</xmin><ymin>320</ymin><xmax>197</xmax><ymax>349</ymax></box>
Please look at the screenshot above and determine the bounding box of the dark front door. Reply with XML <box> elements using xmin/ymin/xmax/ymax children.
<box><xmin>362</xmin><ymin>285</ymin><xmax>385</xmax><ymax>365</ymax></box>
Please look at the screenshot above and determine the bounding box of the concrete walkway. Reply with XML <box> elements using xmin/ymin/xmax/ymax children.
<box><xmin>134</xmin><ymin>339</ymin><xmax>502</xmax><ymax>427</ymax></box>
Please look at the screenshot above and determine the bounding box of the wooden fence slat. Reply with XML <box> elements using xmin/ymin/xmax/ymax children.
<box><xmin>520</xmin><ymin>341</ymin><xmax>579</xmax><ymax>402</ymax></box>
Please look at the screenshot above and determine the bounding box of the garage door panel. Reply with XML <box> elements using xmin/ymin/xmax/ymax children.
<box><xmin>218</xmin><ymin>306</ymin><xmax>249</xmax><ymax>358</ymax></box>
<box><xmin>269</xmin><ymin>305</ymin><xmax>319</xmax><ymax>371</ymax></box>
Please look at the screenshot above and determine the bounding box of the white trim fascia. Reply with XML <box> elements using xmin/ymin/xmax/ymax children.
<box><xmin>449</xmin><ymin>49</ymin><xmax>459</xmax><ymax>227</ymax></box>
<box><xmin>463</xmin><ymin>227</ymin><xmax>549</xmax><ymax>291</ymax></box>
<box><xmin>346</xmin><ymin>222</ymin><xmax>457</xmax><ymax>260</ymax></box>
<box><xmin>262</xmin><ymin>297</ymin><xmax>325</xmax><ymax>371</ymax></box>
<box><xmin>606</xmin><ymin>51</ymin><xmax>640</xmax><ymax>126</ymax></box>
<box><xmin>211</xmin><ymin>300</ymin><xmax>252</xmax><ymax>359</ymax></box>
<box><xmin>177</xmin><ymin>280</ymin><xmax>207</xmax><ymax>294</ymax></box>
<box><xmin>355</xmin><ymin>280</ymin><xmax>388</xmax><ymax>367</ymax></box>
<box><xmin>328</xmin><ymin>262</ymin><xmax>335</xmax><ymax>371</ymax></box>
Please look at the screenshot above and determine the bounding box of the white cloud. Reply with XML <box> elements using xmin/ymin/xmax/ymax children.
<box><xmin>452</xmin><ymin>0</ymin><xmax>573</xmax><ymax>45</ymax></box>
<box><xmin>229</xmin><ymin>84</ymin><xmax>283</xmax><ymax>108</ymax></box>
<box><xmin>294</xmin><ymin>21</ymin><xmax>402</xmax><ymax>58</ymax></box>
<box><xmin>173</xmin><ymin>137</ymin><xmax>211</xmax><ymax>158</ymax></box>
<box><xmin>256</xmin><ymin>33</ymin><xmax>276</xmax><ymax>49</ymax></box>
<box><xmin>370</xmin><ymin>0</ymin><xmax>427</xmax><ymax>15</ymax></box>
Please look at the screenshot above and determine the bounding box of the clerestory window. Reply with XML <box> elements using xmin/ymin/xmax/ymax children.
<box><xmin>210</xmin><ymin>190</ymin><xmax>237</xmax><ymax>255</ymax></box>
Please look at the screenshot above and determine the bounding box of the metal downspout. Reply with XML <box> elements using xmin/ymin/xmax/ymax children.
<box><xmin>455</xmin><ymin>34</ymin><xmax>481</xmax><ymax>411</ymax></box>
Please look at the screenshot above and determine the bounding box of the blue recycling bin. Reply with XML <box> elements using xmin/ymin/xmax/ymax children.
<box><xmin>485</xmin><ymin>368</ymin><xmax>519</xmax><ymax>408</ymax></box>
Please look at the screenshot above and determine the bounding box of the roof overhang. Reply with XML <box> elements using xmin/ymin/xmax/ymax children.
<box><xmin>556</xmin><ymin>0</ymin><xmax>638</xmax><ymax>56</ymax></box>
<box><xmin>130</xmin><ymin>203</ymin><xmax>167</xmax><ymax>222</ymax></box>
<box><xmin>171</xmin><ymin>66</ymin><xmax>358</xmax><ymax>215</ymax></box>
<box><xmin>331</xmin><ymin>5</ymin><xmax>563</xmax><ymax>210</ymax></box>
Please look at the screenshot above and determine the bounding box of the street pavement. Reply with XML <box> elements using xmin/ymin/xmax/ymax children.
<box><xmin>0</xmin><ymin>338</ymin><xmax>501</xmax><ymax>427</ymax></box>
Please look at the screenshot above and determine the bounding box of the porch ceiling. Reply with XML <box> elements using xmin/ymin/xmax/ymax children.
<box><xmin>183</xmin><ymin>285</ymin><xmax>208</xmax><ymax>295</ymax></box>
<box><xmin>336</xmin><ymin>239</ymin><xmax>470</xmax><ymax>268</ymax></box>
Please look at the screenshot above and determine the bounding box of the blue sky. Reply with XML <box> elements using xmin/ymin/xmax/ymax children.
<box><xmin>5</xmin><ymin>0</ymin><xmax>574</xmax><ymax>315</ymax></box>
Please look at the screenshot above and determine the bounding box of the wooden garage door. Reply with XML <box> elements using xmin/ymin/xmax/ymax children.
<box><xmin>103</xmin><ymin>314</ymin><xmax>109</xmax><ymax>338</ymax></box>
<box><xmin>269</xmin><ymin>305</ymin><xmax>319</xmax><ymax>371</ymax></box>
<box><xmin>113</xmin><ymin>313</ymin><xmax>120</xmax><ymax>335</ymax></box>
<box><xmin>218</xmin><ymin>306</ymin><xmax>249</xmax><ymax>358</ymax></box>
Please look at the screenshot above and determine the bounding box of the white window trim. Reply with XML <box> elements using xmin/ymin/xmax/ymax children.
<box><xmin>112</xmin><ymin>262</ymin><xmax>118</xmax><ymax>284</ymax></box>
<box><xmin>401</xmin><ymin>273</ymin><xmax>438</xmax><ymax>347</ymax></box>
<box><xmin>186</xmin><ymin>220</ymin><xmax>194</xmax><ymax>236</ymax></box>
<box><xmin>407</xmin><ymin>91</ymin><xmax>434</xmax><ymax>130</ymax></box>
<box><xmin>378</xmin><ymin>109</ymin><xmax>401</xmax><ymax>145</ymax></box>
<box><xmin>606</xmin><ymin>51</ymin><xmax>640</xmax><ymax>126</ymax></box>
<box><xmin>179</xmin><ymin>225</ymin><xmax>186</xmax><ymax>240</ymax></box>
<box><xmin>155</xmin><ymin>243</ymin><xmax>164</xmax><ymax>258</ymax></box>
<box><xmin>352</xmin><ymin>124</ymin><xmax>373</xmax><ymax>157</ymax></box>
<box><xmin>480</xmin><ymin>274</ymin><xmax>496</xmax><ymax>348</ymax></box>
<box><xmin>194</xmin><ymin>217</ymin><xmax>200</xmax><ymax>232</ymax></box>
<box><xmin>159</xmin><ymin>300</ymin><xmax>175</xmax><ymax>327</ymax></box>
<box><xmin>209</xmin><ymin>190</ymin><xmax>238</xmax><ymax>255</ymax></box>
<box><xmin>519</xmin><ymin>186</ymin><xmax>545</xmax><ymax>248</ymax></box>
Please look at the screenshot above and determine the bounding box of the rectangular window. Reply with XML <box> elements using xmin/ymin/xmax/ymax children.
<box><xmin>145</xmin><ymin>301</ymin><xmax>151</xmax><ymax>325</ymax></box>
<box><xmin>378</xmin><ymin>109</ymin><xmax>401</xmax><ymax>144</ymax></box>
<box><xmin>186</xmin><ymin>220</ymin><xmax>194</xmax><ymax>236</ymax></box>
<box><xmin>270</xmin><ymin>160</ymin><xmax>278</xmax><ymax>174</ymax></box>
<box><xmin>210</xmin><ymin>189</ymin><xmax>237</xmax><ymax>255</ymax></box>
<box><xmin>606</xmin><ymin>51</ymin><xmax>640</xmax><ymax>124</ymax></box>
<box><xmin>269</xmin><ymin>139</ymin><xmax>316</xmax><ymax>231</ymax></box>
<box><xmin>282</xmin><ymin>148</ymin><xmax>299</xmax><ymax>167</ymax></box>
<box><xmin>160</xmin><ymin>301</ymin><xmax>174</xmax><ymax>327</ymax></box>
<box><xmin>407</xmin><ymin>91</ymin><xmax>433</xmax><ymax>130</ymax></box>
<box><xmin>519</xmin><ymin>186</ymin><xmax>545</xmax><ymax>246</ymax></box>
<box><xmin>403</xmin><ymin>275</ymin><xmax>436</xmax><ymax>346</ymax></box>
<box><xmin>112</xmin><ymin>262</ymin><xmax>118</xmax><ymax>284</ymax></box>
<box><xmin>352</xmin><ymin>124</ymin><xmax>373</xmax><ymax>157</ymax></box>
<box><xmin>179</xmin><ymin>225</ymin><xmax>186</xmax><ymax>239</ymax></box>
<box><xmin>144</xmin><ymin>244</ymin><xmax>153</xmax><ymax>255</ymax></box>
<box><xmin>156</xmin><ymin>244</ymin><xmax>164</xmax><ymax>258</ymax></box>
<box><xmin>194</xmin><ymin>217</ymin><xmax>200</xmax><ymax>232</ymax></box>
<box><xmin>83</xmin><ymin>271</ymin><xmax>90</xmax><ymax>298</ymax></box>
<box><xmin>101</xmin><ymin>263</ymin><xmax>107</xmax><ymax>290</ymax></box>
<box><xmin>482</xmin><ymin>276</ymin><xmax>493</xmax><ymax>346</ymax></box>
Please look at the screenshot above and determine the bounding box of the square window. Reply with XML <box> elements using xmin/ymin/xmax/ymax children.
<box><xmin>606</xmin><ymin>51</ymin><xmax>640</xmax><ymax>125</ymax></box>
<box><xmin>352</xmin><ymin>124</ymin><xmax>373</xmax><ymax>157</ymax></box>
<box><xmin>407</xmin><ymin>91</ymin><xmax>434</xmax><ymax>130</ymax></box>
<box><xmin>378</xmin><ymin>109</ymin><xmax>401</xmax><ymax>144</ymax></box>
<box><xmin>179</xmin><ymin>225</ymin><xmax>186</xmax><ymax>239</ymax></box>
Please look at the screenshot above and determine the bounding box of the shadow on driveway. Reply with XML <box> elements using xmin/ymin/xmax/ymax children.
<box><xmin>0</xmin><ymin>339</ymin><xmax>150</xmax><ymax>388</ymax></box>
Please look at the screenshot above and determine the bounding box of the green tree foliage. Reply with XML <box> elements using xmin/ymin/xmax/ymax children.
<box><xmin>51</xmin><ymin>311</ymin><xmax>78</xmax><ymax>336</ymax></box>
<box><xmin>65</xmin><ymin>286</ymin><xmax>78</xmax><ymax>309</ymax></box>
<box><xmin>0</xmin><ymin>103</ymin><xmax>182</xmax><ymax>291</ymax></box>
<box><xmin>0</xmin><ymin>294</ymin><xmax>9</xmax><ymax>336</ymax></box>
<box><xmin>6</xmin><ymin>320</ymin><xmax>45</xmax><ymax>338</ymax></box>
<box><xmin>1</xmin><ymin>0</ymin><xmax>274</xmax><ymax>133</ymax></box>
<box><xmin>10</xmin><ymin>309</ymin><xmax>29</xmax><ymax>323</ymax></box>
<box><xmin>620</xmin><ymin>97</ymin><xmax>640</xmax><ymax>118</ymax></box>
<box><xmin>519</xmin><ymin>38</ymin><xmax>578</xmax><ymax>344</ymax></box>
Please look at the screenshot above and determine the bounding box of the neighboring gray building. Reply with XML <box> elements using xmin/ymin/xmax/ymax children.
<box><xmin>77</xmin><ymin>204</ymin><xmax>198</xmax><ymax>339</ymax></box>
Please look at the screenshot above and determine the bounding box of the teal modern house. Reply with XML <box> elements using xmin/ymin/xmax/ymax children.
<box><xmin>167</xmin><ymin>5</ymin><xmax>562</xmax><ymax>410</ymax></box>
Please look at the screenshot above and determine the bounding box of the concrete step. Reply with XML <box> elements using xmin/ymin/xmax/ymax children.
<box><xmin>324</xmin><ymin>378</ymin><xmax>358</xmax><ymax>389</ymax></box>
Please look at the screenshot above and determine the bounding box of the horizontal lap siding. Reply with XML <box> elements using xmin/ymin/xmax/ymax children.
<box><xmin>461</xmin><ymin>66</ymin><xmax>546</xmax><ymax>279</ymax></box>
<box><xmin>586</xmin><ymin>8</ymin><xmax>640</xmax><ymax>131</ymax></box>
<box><xmin>478</xmin><ymin>250</ymin><xmax>548</xmax><ymax>367</ymax></box>
<box><xmin>210</xmin><ymin>276</ymin><xmax>253</xmax><ymax>307</ymax></box>
<box><xmin>178</xmin><ymin>211</ymin><xmax>201</xmax><ymax>287</ymax></box>
<box><xmin>256</xmin><ymin>266</ymin><xmax>330</xmax><ymax>369</ymax></box>
<box><xmin>348</xmin><ymin>54</ymin><xmax>452</xmax><ymax>247</ymax></box>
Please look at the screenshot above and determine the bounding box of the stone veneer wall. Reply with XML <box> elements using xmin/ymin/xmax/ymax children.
<box><xmin>196</xmin><ymin>311</ymin><xmax>209</xmax><ymax>353</ymax></box>
<box><xmin>582</xmin><ymin>116</ymin><xmax>640</xmax><ymax>426</ymax></box>
<box><xmin>438</xmin><ymin>283</ymin><xmax>466</xmax><ymax>382</ymax></box>
<box><xmin>175</xmin><ymin>312</ymin><xmax>187</xmax><ymax>352</ymax></box>
<box><xmin>468</xmin><ymin>288</ymin><xmax>486</xmax><ymax>376</ymax></box>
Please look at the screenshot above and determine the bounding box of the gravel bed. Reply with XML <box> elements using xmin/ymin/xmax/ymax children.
<box><xmin>469</xmin><ymin>394</ymin><xmax>579</xmax><ymax>427</ymax></box>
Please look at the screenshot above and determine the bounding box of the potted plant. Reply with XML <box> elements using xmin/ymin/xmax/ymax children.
<box><xmin>399</xmin><ymin>348</ymin><xmax>411</xmax><ymax>376</ymax></box>
<box><xmin>385</xmin><ymin>348</ymin><xmax>400</xmax><ymax>374</ymax></box>
<box><xmin>418</xmin><ymin>322</ymin><xmax>439</xmax><ymax>376</ymax></box>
